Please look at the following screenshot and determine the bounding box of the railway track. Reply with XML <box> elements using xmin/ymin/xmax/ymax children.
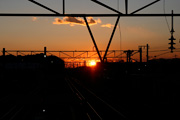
<box><xmin>0</xmin><ymin>76</ymin><xmax>92</xmax><ymax>120</ymax></box>
<box><xmin>0</xmin><ymin>84</ymin><xmax>43</xmax><ymax>120</ymax></box>
<box><xmin>66</xmin><ymin>76</ymin><xmax>128</xmax><ymax>120</ymax></box>
<box><xmin>1</xmin><ymin>71</ymin><xmax>127</xmax><ymax>120</ymax></box>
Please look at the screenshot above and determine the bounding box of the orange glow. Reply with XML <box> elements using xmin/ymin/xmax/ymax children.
<box><xmin>101</xmin><ymin>23</ymin><xmax>114</xmax><ymax>28</ymax></box>
<box><xmin>89</xmin><ymin>60</ymin><xmax>96</xmax><ymax>67</ymax></box>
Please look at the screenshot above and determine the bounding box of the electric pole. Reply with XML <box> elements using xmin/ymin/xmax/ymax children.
<box><xmin>169</xmin><ymin>10</ymin><xmax>176</xmax><ymax>53</ymax></box>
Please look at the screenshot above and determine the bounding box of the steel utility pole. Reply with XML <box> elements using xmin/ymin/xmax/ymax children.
<box><xmin>63</xmin><ymin>0</ymin><xmax>65</xmax><ymax>14</ymax></box>
<box><xmin>139</xmin><ymin>47</ymin><xmax>142</xmax><ymax>63</ymax></box>
<box><xmin>169</xmin><ymin>10</ymin><xmax>176</xmax><ymax>53</ymax></box>
<box><xmin>3</xmin><ymin>48</ymin><xmax>6</xmax><ymax>57</ymax></box>
<box><xmin>138</xmin><ymin>44</ymin><xmax>149</xmax><ymax>63</ymax></box>
<box><xmin>125</xmin><ymin>0</ymin><xmax>128</xmax><ymax>14</ymax></box>
<box><xmin>124</xmin><ymin>50</ymin><xmax>134</xmax><ymax>63</ymax></box>
<box><xmin>44</xmin><ymin>47</ymin><xmax>47</xmax><ymax>58</ymax></box>
<box><xmin>146</xmin><ymin>44</ymin><xmax>149</xmax><ymax>62</ymax></box>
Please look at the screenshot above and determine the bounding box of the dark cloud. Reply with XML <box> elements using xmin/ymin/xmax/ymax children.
<box><xmin>53</xmin><ymin>17</ymin><xmax>101</xmax><ymax>26</ymax></box>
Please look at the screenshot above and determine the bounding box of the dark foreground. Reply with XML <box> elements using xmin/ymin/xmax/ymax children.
<box><xmin>69</xmin><ymin>59</ymin><xmax>180</xmax><ymax>120</ymax></box>
<box><xmin>0</xmin><ymin>68</ymin><xmax>88</xmax><ymax>120</ymax></box>
<box><xmin>0</xmin><ymin>58</ymin><xmax>180</xmax><ymax>120</ymax></box>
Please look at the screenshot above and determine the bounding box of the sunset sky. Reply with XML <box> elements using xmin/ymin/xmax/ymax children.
<box><xmin>0</xmin><ymin>0</ymin><xmax>180</xmax><ymax>60</ymax></box>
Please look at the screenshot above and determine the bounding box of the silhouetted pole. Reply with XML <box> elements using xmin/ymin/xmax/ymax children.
<box><xmin>103</xmin><ymin>16</ymin><xmax>120</xmax><ymax>62</ymax></box>
<box><xmin>128</xmin><ymin>51</ymin><xmax>132</xmax><ymax>62</ymax></box>
<box><xmin>146</xmin><ymin>44</ymin><xmax>149</xmax><ymax>62</ymax></box>
<box><xmin>124</xmin><ymin>50</ymin><xmax>134</xmax><ymax>63</ymax></box>
<box><xmin>125</xmin><ymin>0</ymin><xmax>128</xmax><ymax>14</ymax></box>
<box><xmin>169</xmin><ymin>10</ymin><xmax>176</xmax><ymax>53</ymax></box>
<box><xmin>124</xmin><ymin>51</ymin><xmax>129</xmax><ymax>62</ymax></box>
<box><xmin>126</xmin><ymin>51</ymin><xmax>130</xmax><ymax>63</ymax></box>
<box><xmin>44</xmin><ymin>47</ymin><xmax>47</xmax><ymax>57</ymax></box>
<box><xmin>126</xmin><ymin>52</ymin><xmax>128</xmax><ymax>63</ymax></box>
<box><xmin>63</xmin><ymin>0</ymin><xmax>65</xmax><ymax>14</ymax></box>
<box><xmin>3</xmin><ymin>48</ymin><xmax>5</xmax><ymax>57</ymax></box>
<box><xmin>84</xmin><ymin>17</ymin><xmax>102</xmax><ymax>62</ymax></box>
<box><xmin>124</xmin><ymin>50</ymin><xmax>129</xmax><ymax>63</ymax></box>
<box><xmin>139</xmin><ymin>47</ymin><xmax>142</xmax><ymax>63</ymax></box>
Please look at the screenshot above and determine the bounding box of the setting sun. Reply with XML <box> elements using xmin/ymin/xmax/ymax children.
<box><xmin>89</xmin><ymin>60</ymin><xmax>96</xmax><ymax>66</ymax></box>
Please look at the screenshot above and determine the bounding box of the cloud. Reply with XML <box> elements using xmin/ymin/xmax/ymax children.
<box><xmin>53</xmin><ymin>17</ymin><xmax>101</xmax><ymax>26</ymax></box>
<box><xmin>32</xmin><ymin>17</ymin><xmax>38</xmax><ymax>21</ymax></box>
<box><xmin>101</xmin><ymin>23</ymin><xmax>114</xmax><ymax>28</ymax></box>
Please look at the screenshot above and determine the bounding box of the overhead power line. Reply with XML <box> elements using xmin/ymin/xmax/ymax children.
<box><xmin>149</xmin><ymin>49</ymin><xmax>169</xmax><ymax>52</ymax></box>
<box><xmin>163</xmin><ymin>0</ymin><xmax>171</xmax><ymax>32</ymax></box>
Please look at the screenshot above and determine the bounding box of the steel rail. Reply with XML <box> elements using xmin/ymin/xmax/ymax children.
<box><xmin>66</xmin><ymin>78</ymin><xmax>102</xmax><ymax>120</ymax></box>
<box><xmin>69</xmin><ymin>78</ymin><xmax>127</xmax><ymax>119</ymax></box>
